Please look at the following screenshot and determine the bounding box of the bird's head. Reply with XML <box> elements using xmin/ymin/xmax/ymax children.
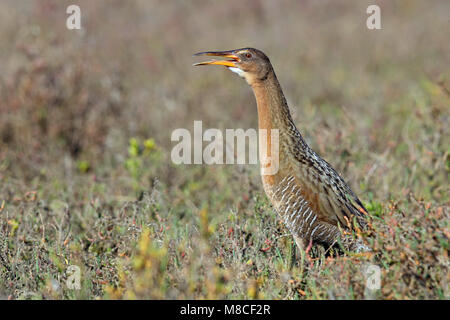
<box><xmin>193</xmin><ymin>48</ymin><xmax>272</xmax><ymax>85</ymax></box>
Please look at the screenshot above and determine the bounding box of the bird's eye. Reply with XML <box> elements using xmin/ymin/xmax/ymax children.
<box><xmin>245</xmin><ymin>53</ymin><xmax>252</xmax><ymax>59</ymax></box>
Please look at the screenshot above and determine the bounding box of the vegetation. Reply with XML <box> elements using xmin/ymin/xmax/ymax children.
<box><xmin>0</xmin><ymin>0</ymin><xmax>448</xmax><ymax>299</ymax></box>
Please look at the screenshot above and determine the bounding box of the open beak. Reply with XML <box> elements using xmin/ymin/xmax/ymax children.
<box><xmin>193</xmin><ymin>50</ymin><xmax>240</xmax><ymax>67</ymax></box>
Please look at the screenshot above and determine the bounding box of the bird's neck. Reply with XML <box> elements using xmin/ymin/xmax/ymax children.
<box><xmin>251</xmin><ymin>70</ymin><xmax>293</xmax><ymax>132</ymax></box>
<box><xmin>250</xmin><ymin>70</ymin><xmax>304</xmax><ymax>181</ymax></box>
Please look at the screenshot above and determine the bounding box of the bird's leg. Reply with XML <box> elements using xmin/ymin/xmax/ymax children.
<box><xmin>293</xmin><ymin>234</ymin><xmax>305</xmax><ymax>253</ymax></box>
<box><xmin>289</xmin><ymin>234</ymin><xmax>304</xmax><ymax>265</ymax></box>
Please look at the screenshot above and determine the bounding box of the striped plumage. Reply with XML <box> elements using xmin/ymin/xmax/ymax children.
<box><xmin>194</xmin><ymin>48</ymin><xmax>369</xmax><ymax>252</ymax></box>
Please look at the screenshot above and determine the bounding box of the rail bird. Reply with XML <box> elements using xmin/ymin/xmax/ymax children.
<box><xmin>194</xmin><ymin>48</ymin><xmax>369</xmax><ymax>252</ymax></box>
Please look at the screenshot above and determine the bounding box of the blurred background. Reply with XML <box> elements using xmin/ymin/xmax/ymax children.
<box><xmin>0</xmin><ymin>0</ymin><xmax>448</xmax><ymax>299</ymax></box>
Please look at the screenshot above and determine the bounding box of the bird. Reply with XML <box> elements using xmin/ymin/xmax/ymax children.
<box><xmin>193</xmin><ymin>48</ymin><xmax>369</xmax><ymax>252</ymax></box>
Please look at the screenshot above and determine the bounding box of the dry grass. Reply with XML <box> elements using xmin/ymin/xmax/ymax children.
<box><xmin>0</xmin><ymin>0</ymin><xmax>448</xmax><ymax>299</ymax></box>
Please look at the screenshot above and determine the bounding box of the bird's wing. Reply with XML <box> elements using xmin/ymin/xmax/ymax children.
<box><xmin>296</xmin><ymin>153</ymin><xmax>368</xmax><ymax>231</ymax></box>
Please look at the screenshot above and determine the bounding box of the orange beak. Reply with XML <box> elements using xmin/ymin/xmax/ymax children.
<box><xmin>193</xmin><ymin>50</ymin><xmax>240</xmax><ymax>67</ymax></box>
